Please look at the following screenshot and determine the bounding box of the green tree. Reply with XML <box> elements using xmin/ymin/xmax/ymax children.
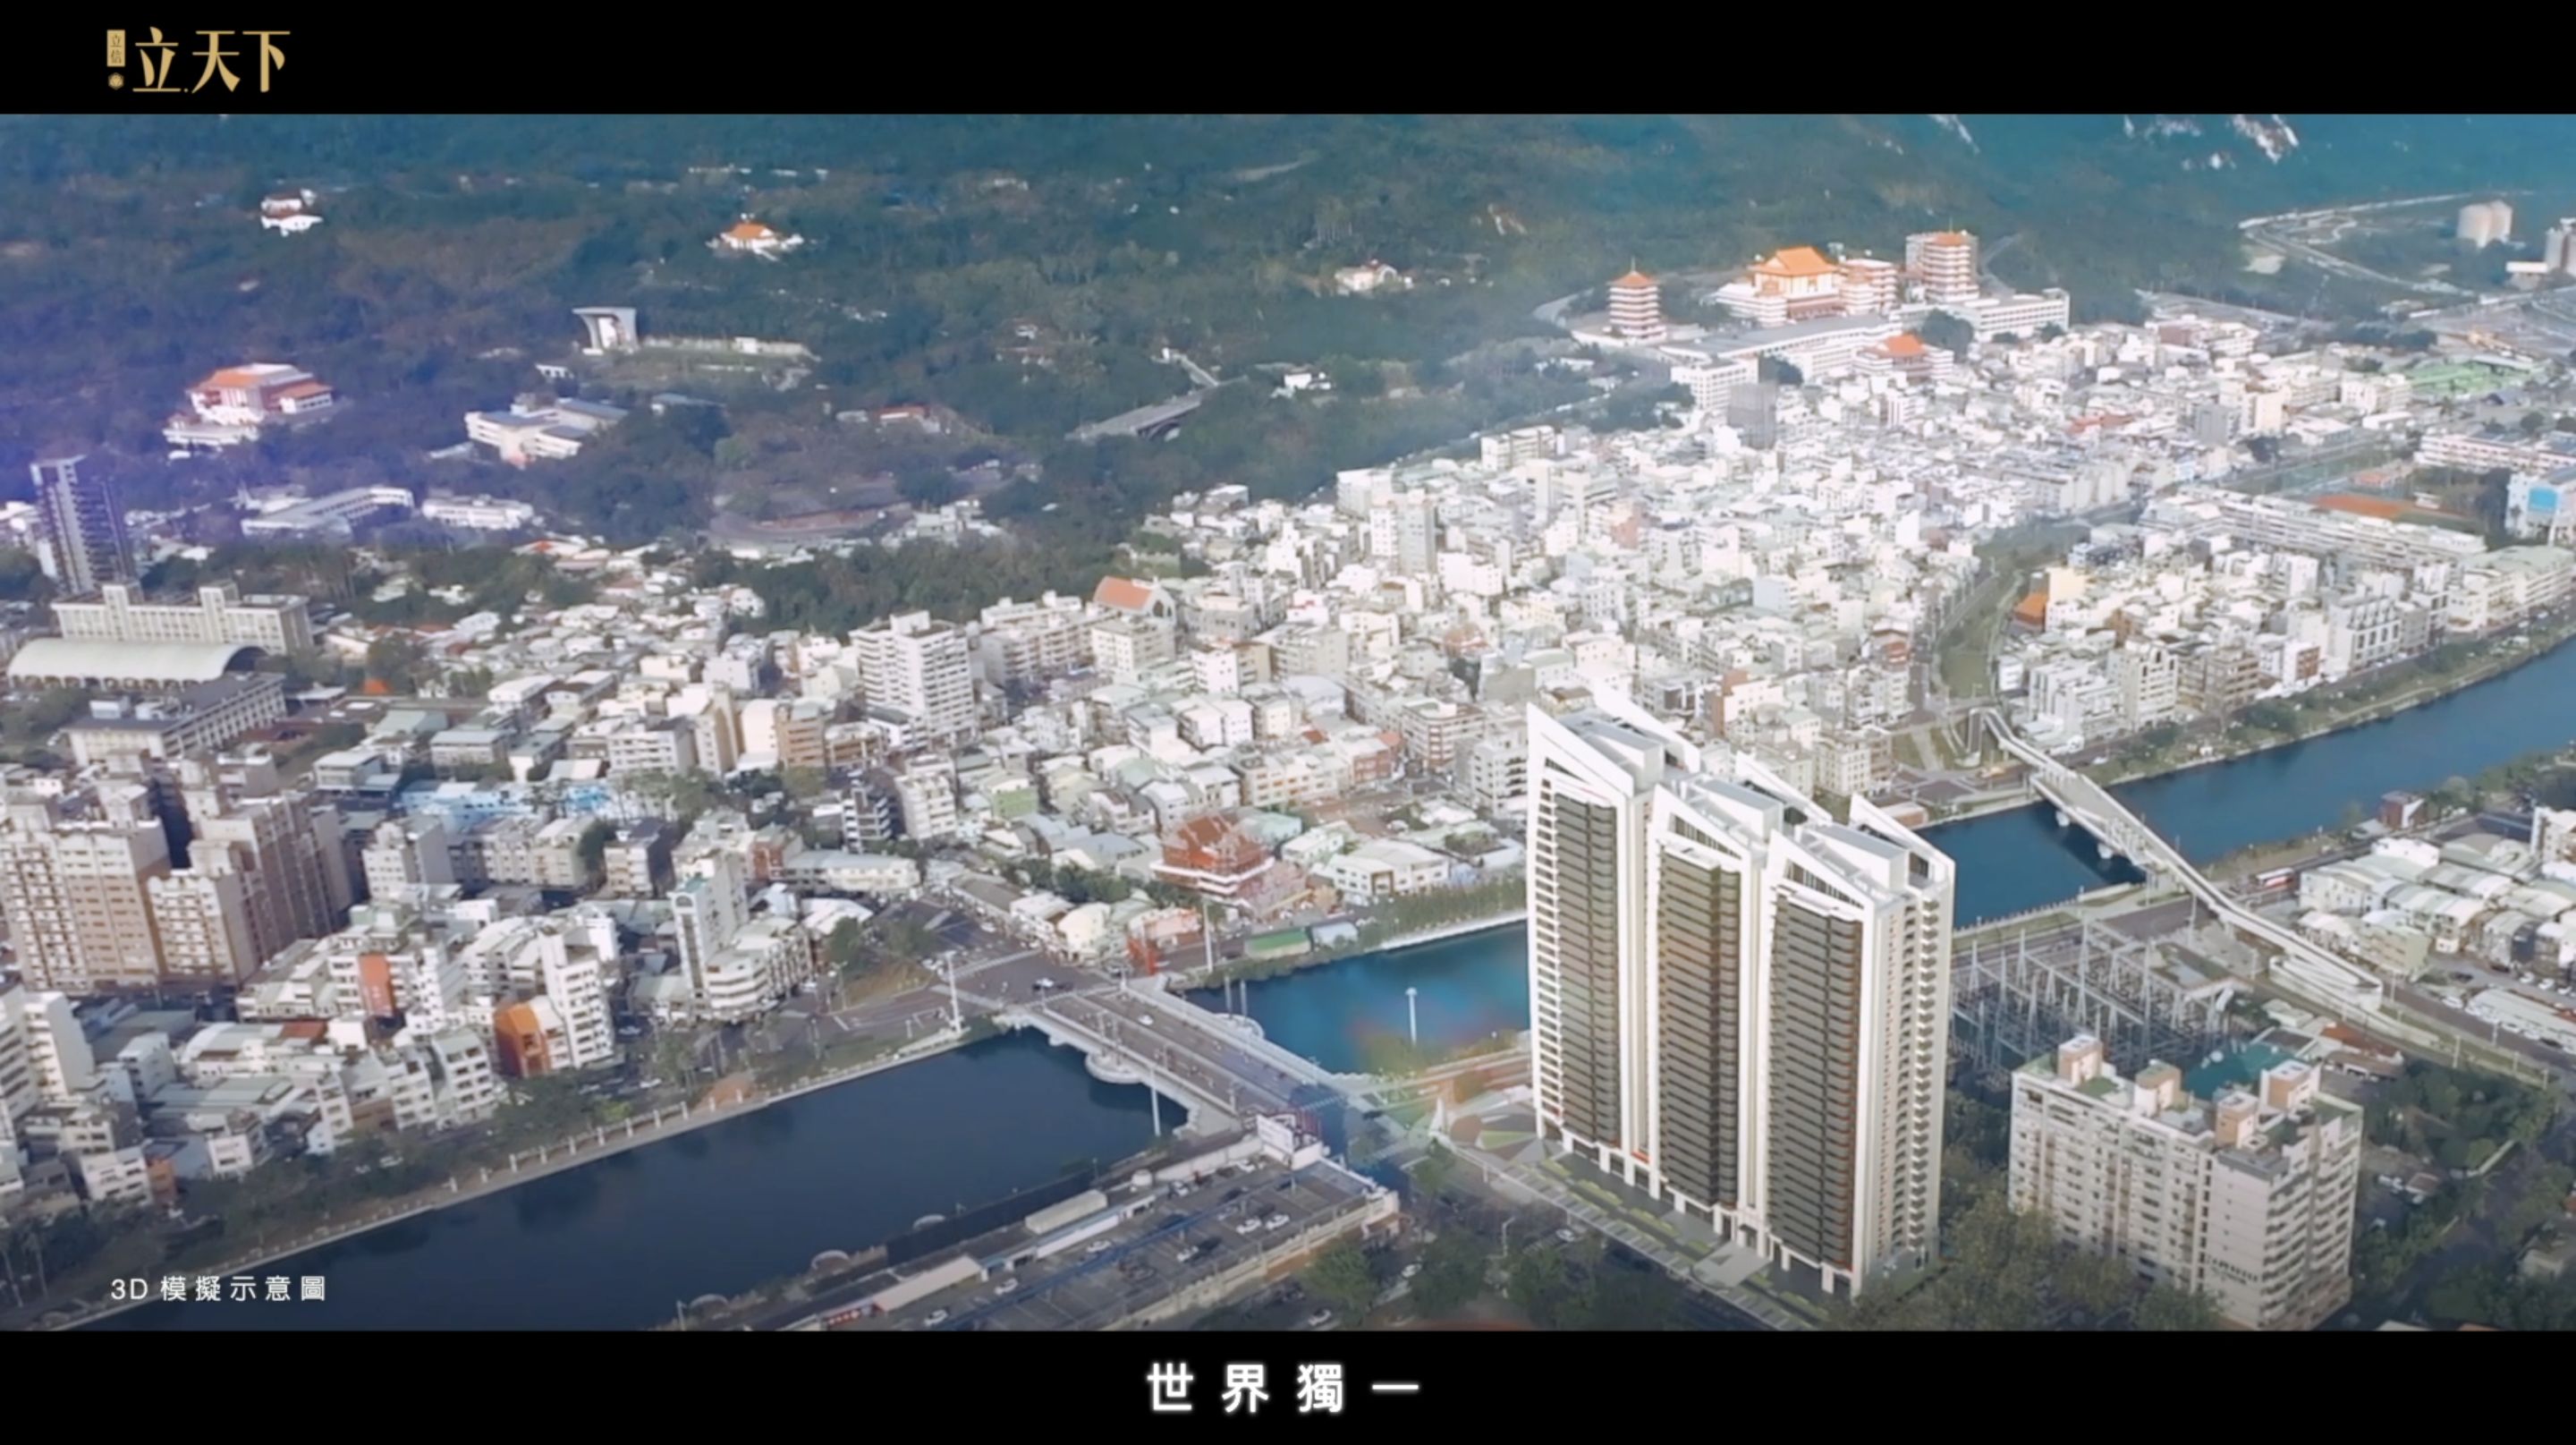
<box><xmin>0</xmin><ymin>548</ymin><xmax>54</xmax><ymax>604</ymax></box>
<box><xmin>1305</xmin><ymin>1241</ymin><xmax>1385</xmax><ymax>1317</ymax></box>
<box><xmin>780</xmin><ymin>764</ymin><xmax>828</xmax><ymax>799</ymax></box>
<box><xmin>364</xmin><ymin>635</ymin><xmax>428</xmax><ymax>694</ymax></box>
<box><xmin>1411</xmin><ymin>1142</ymin><xmax>1458</xmax><ymax>1201</ymax></box>
<box><xmin>1919</xmin><ymin>310</ymin><xmax>1976</xmax><ymax>354</ymax></box>
<box><xmin>1407</xmin><ymin>1228</ymin><xmax>1489</xmax><ymax>1317</ymax></box>
<box><xmin>2132</xmin><ymin>1286</ymin><xmax>2224</xmax><ymax>1330</ymax></box>
<box><xmin>1505</xmin><ymin>1244</ymin><xmax>1580</xmax><ymax>1329</ymax></box>
<box><xmin>897</xmin><ymin>464</ymin><xmax>965</xmax><ymax>509</ymax></box>
<box><xmin>576</xmin><ymin>820</ymin><xmax>616</xmax><ymax>877</ymax></box>
<box><xmin>2054</xmin><ymin>1249</ymin><xmax>2136</xmax><ymax>1320</ymax></box>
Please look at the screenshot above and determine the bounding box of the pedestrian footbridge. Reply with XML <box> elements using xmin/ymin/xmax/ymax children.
<box><xmin>1976</xmin><ymin>710</ymin><xmax>2385</xmax><ymax>1015</ymax></box>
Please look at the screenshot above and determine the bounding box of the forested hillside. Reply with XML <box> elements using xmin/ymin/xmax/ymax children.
<box><xmin>4</xmin><ymin>115</ymin><xmax>2571</xmax><ymax>546</ymax></box>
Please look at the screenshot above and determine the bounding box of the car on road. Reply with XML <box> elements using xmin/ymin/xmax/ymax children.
<box><xmin>1086</xmin><ymin>1238</ymin><xmax>1116</xmax><ymax>1256</ymax></box>
<box><xmin>1138</xmin><ymin>1015</ymin><xmax>1155</xmax><ymax>1027</ymax></box>
<box><xmin>924</xmin><ymin>1309</ymin><xmax>949</xmax><ymax>1326</ymax></box>
<box><xmin>1275</xmin><ymin>1179</ymin><xmax>1293</xmax><ymax>1192</ymax></box>
<box><xmin>1264</xmin><ymin>1212</ymin><xmax>1291</xmax><ymax>1230</ymax></box>
<box><xmin>993</xmin><ymin>1278</ymin><xmax>1021</xmax><ymax>1296</ymax></box>
<box><xmin>1304</xmin><ymin>1309</ymin><xmax>1335</xmax><ymax>1329</ymax></box>
<box><xmin>1174</xmin><ymin>1244</ymin><xmax>1201</xmax><ymax>1264</ymax></box>
<box><xmin>1224</xmin><ymin>1186</ymin><xmax>1244</xmax><ymax>1201</ymax></box>
<box><xmin>1555</xmin><ymin>1228</ymin><xmax>1580</xmax><ymax>1244</ymax></box>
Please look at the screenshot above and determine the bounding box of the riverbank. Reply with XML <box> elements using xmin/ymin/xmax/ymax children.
<box><xmin>1928</xmin><ymin>619</ymin><xmax>2576</xmax><ymax>828</ymax></box>
<box><xmin>47</xmin><ymin>1022</ymin><xmax>986</xmax><ymax>1333</ymax></box>
<box><xmin>1195</xmin><ymin>909</ymin><xmax>1528</xmax><ymax>990</ymax></box>
<box><xmin>2089</xmin><ymin>617</ymin><xmax>2576</xmax><ymax>792</ymax></box>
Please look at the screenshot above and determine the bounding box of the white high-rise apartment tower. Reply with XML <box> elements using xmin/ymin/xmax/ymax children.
<box><xmin>1526</xmin><ymin>698</ymin><xmax>1954</xmax><ymax>1297</ymax></box>
<box><xmin>0</xmin><ymin>784</ymin><xmax>174</xmax><ymax>992</ymax></box>
<box><xmin>853</xmin><ymin>610</ymin><xmax>977</xmax><ymax>745</ymax></box>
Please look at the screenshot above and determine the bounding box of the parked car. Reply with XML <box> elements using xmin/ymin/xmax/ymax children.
<box><xmin>924</xmin><ymin>1309</ymin><xmax>949</xmax><ymax>1326</ymax></box>
<box><xmin>1555</xmin><ymin>1227</ymin><xmax>1580</xmax><ymax>1244</ymax></box>
<box><xmin>1236</xmin><ymin>1219</ymin><xmax>1262</xmax><ymax>1236</ymax></box>
<box><xmin>1086</xmin><ymin>1238</ymin><xmax>1115</xmax><ymax>1256</ymax></box>
<box><xmin>993</xmin><ymin>1278</ymin><xmax>1021</xmax><ymax>1296</ymax></box>
<box><xmin>1304</xmin><ymin>1309</ymin><xmax>1335</xmax><ymax>1328</ymax></box>
<box><xmin>1264</xmin><ymin>1213</ymin><xmax>1290</xmax><ymax>1230</ymax></box>
<box><xmin>1401</xmin><ymin>1262</ymin><xmax>1421</xmax><ymax>1279</ymax></box>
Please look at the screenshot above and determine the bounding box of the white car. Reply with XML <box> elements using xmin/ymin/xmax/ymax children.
<box><xmin>993</xmin><ymin>1278</ymin><xmax>1021</xmax><ymax>1296</ymax></box>
<box><xmin>1086</xmin><ymin>1239</ymin><xmax>1115</xmax><ymax>1256</ymax></box>
<box><xmin>1236</xmin><ymin>1219</ymin><xmax>1262</xmax><ymax>1236</ymax></box>
<box><xmin>924</xmin><ymin>1309</ymin><xmax>949</xmax><ymax>1326</ymax></box>
<box><xmin>1303</xmin><ymin>1309</ymin><xmax>1335</xmax><ymax>1329</ymax></box>
<box><xmin>1264</xmin><ymin>1213</ymin><xmax>1291</xmax><ymax>1230</ymax></box>
<box><xmin>1401</xmin><ymin>1262</ymin><xmax>1421</xmax><ymax>1280</ymax></box>
<box><xmin>1138</xmin><ymin>1015</ymin><xmax>1155</xmax><ymax>1027</ymax></box>
<box><xmin>1555</xmin><ymin>1227</ymin><xmax>1580</xmax><ymax>1244</ymax></box>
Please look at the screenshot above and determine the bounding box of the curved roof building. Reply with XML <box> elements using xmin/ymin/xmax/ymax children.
<box><xmin>7</xmin><ymin>639</ymin><xmax>263</xmax><ymax>689</ymax></box>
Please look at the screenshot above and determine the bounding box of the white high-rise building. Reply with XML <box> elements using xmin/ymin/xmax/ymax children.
<box><xmin>2009</xmin><ymin>1035</ymin><xmax>2362</xmax><ymax>1331</ymax></box>
<box><xmin>29</xmin><ymin>455</ymin><xmax>134</xmax><ymax>596</ymax></box>
<box><xmin>673</xmin><ymin>850</ymin><xmax>750</xmax><ymax>1007</ymax></box>
<box><xmin>361</xmin><ymin>817</ymin><xmax>453</xmax><ymax>903</ymax></box>
<box><xmin>0</xmin><ymin>784</ymin><xmax>173</xmax><ymax>993</ymax></box>
<box><xmin>853</xmin><ymin>610</ymin><xmax>977</xmax><ymax>744</ymax></box>
<box><xmin>148</xmin><ymin>846</ymin><xmax>266</xmax><ymax>984</ymax></box>
<box><xmin>1526</xmin><ymin>698</ymin><xmax>1954</xmax><ymax>1298</ymax></box>
<box><xmin>2546</xmin><ymin>218</ymin><xmax>2576</xmax><ymax>276</ymax></box>
<box><xmin>538</xmin><ymin>930</ymin><xmax>617</xmax><ymax>1071</ymax></box>
<box><xmin>2456</xmin><ymin>200</ymin><xmax>2514</xmax><ymax>249</ymax></box>
<box><xmin>1906</xmin><ymin>230</ymin><xmax>1981</xmax><ymax>308</ymax></box>
<box><xmin>1369</xmin><ymin>491</ymin><xmax>1439</xmax><ymax>575</ymax></box>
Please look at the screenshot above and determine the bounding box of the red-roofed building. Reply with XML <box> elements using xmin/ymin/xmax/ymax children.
<box><xmin>1857</xmin><ymin>331</ymin><xmax>1953</xmax><ymax>386</ymax></box>
<box><xmin>1155</xmin><ymin>814</ymin><xmax>1308</xmax><ymax>916</ymax></box>
<box><xmin>1606</xmin><ymin>268</ymin><xmax>1665</xmax><ymax>342</ymax></box>
<box><xmin>712</xmin><ymin>216</ymin><xmax>805</xmax><ymax>258</ymax></box>
<box><xmin>1905</xmin><ymin>230</ymin><xmax>1981</xmax><ymax>307</ymax></box>
<box><xmin>166</xmin><ymin>362</ymin><xmax>335</xmax><ymax>451</ymax></box>
<box><xmin>1091</xmin><ymin>575</ymin><xmax>1174</xmax><ymax>621</ymax></box>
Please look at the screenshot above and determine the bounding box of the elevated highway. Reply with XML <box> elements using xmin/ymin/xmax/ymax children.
<box><xmin>1976</xmin><ymin>710</ymin><xmax>2385</xmax><ymax>1014</ymax></box>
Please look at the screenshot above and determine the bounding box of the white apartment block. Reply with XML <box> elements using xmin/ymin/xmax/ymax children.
<box><xmin>606</xmin><ymin>719</ymin><xmax>699</xmax><ymax>777</ymax></box>
<box><xmin>1090</xmin><ymin>612</ymin><xmax>1177</xmax><ymax>685</ymax></box>
<box><xmin>362</xmin><ymin>817</ymin><xmax>454</xmax><ymax>902</ymax></box>
<box><xmin>1962</xmin><ymin>289</ymin><xmax>2072</xmax><ymax>341</ymax></box>
<box><xmin>148</xmin><ymin>852</ymin><xmax>266</xmax><ymax>983</ymax></box>
<box><xmin>976</xmin><ymin>592</ymin><xmax>1093</xmax><ymax>687</ymax></box>
<box><xmin>2009</xmin><ymin>1036</ymin><xmax>2362</xmax><ymax>1331</ymax></box>
<box><xmin>854</xmin><ymin>610</ymin><xmax>977</xmax><ymax>743</ymax></box>
<box><xmin>419</xmin><ymin>495</ymin><xmax>540</xmax><ymax>531</ymax></box>
<box><xmin>1527</xmin><ymin>700</ymin><xmax>1954</xmax><ymax>1298</ymax></box>
<box><xmin>463</xmin><ymin>396</ymin><xmax>629</xmax><ymax>465</ymax></box>
<box><xmin>0</xmin><ymin>785</ymin><xmax>174</xmax><ymax>993</ymax></box>
<box><xmin>53</xmin><ymin>582</ymin><xmax>315</xmax><ymax>652</ymax></box>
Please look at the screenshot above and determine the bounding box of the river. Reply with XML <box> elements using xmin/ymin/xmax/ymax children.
<box><xmin>88</xmin><ymin>633</ymin><xmax>2576</xmax><ymax>1330</ymax></box>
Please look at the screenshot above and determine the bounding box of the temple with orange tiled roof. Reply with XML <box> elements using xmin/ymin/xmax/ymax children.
<box><xmin>165</xmin><ymin>361</ymin><xmax>336</xmax><ymax>452</ymax></box>
<box><xmin>711</xmin><ymin>215</ymin><xmax>805</xmax><ymax>258</ymax></box>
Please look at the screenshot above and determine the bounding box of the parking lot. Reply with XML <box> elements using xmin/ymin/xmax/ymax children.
<box><xmin>840</xmin><ymin>1155</ymin><xmax>1384</xmax><ymax>1333</ymax></box>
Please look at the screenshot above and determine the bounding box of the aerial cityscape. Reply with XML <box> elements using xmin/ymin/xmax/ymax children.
<box><xmin>8</xmin><ymin>113</ymin><xmax>2576</xmax><ymax>1342</ymax></box>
